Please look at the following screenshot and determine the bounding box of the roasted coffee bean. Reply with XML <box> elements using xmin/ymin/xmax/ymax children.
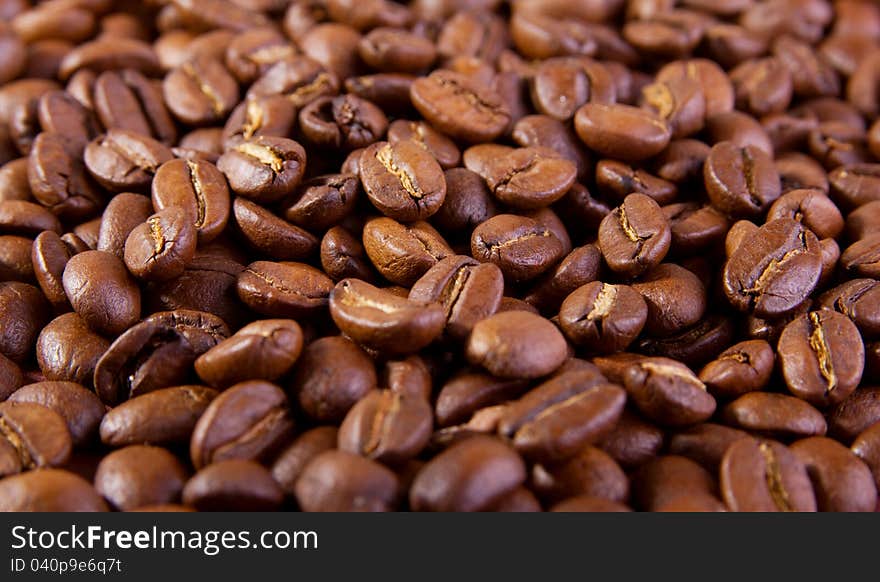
<box><xmin>94</xmin><ymin>310</ymin><xmax>228</xmax><ymax>406</ymax></box>
<box><xmin>30</xmin><ymin>231</ymin><xmax>72</xmax><ymax>311</ymax></box>
<box><xmin>632</xmin><ymin>455</ymin><xmax>724</xmax><ymax>512</ymax></box>
<box><xmin>282</xmin><ymin>174</ymin><xmax>359</xmax><ymax>232</ymax></box>
<box><xmin>0</xmin><ymin>353</ymin><xmax>23</xmax><ymax>401</ymax></box>
<box><xmin>664</xmin><ymin>203</ymin><xmax>729</xmax><ymax>255</ymax></box>
<box><xmin>410</xmin><ymin>436</ymin><xmax>525</xmax><ymax>512</ymax></box>
<box><xmin>471</xmin><ymin>214</ymin><xmax>564</xmax><ymax>283</ymax></box>
<box><xmin>296</xmin><ymin>450</ymin><xmax>398</xmax><ymax>512</ymax></box>
<box><xmin>408</xmin><ymin>256</ymin><xmax>504</xmax><ymax>341</ymax></box>
<box><xmin>730</xmin><ymin>57</ymin><xmax>793</xmax><ymax>117</ymax></box>
<box><xmin>100</xmin><ymin>385</ymin><xmax>218</xmax><ymax>447</ymax></box>
<box><xmin>224</xmin><ymin>27</ymin><xmax>295</xmax><ymax>84</ymax></box>
<box><xmin>124</xmin><ymin>207</ymin><xmax>198</xmax><ymax>282</ymax></box>
<box><xmin>791</xmin><ymin>436</ymin><xmax>877</xmax><ymax>512</ymax></box>
<box><xmin>698</xmin><ymin>340</ymin><xmax>774</xmax><ymax>399</ymax></box>
<box><xmin>320</xmin><ymin>226</ymin><xmax>375</xmax><ymax>283</ymax></box>
<box><xmin>575</xmin><ymin>103</ymin><xmax>670</xmax><ymax>161</ymax></box>
<box><xmin>236</xmin><ymin>260</ymin><xmax>333</xmax><ymax>318</ymax></box>
<box><xmin>338</xmin><ymin>390</ymin><xmax>433</xmax><ymax>465</ymax></box>
<box><xmin>841</xmin><ymin>234</ymin><xmax>880</xmax><ymax>279</ymax></box>
<box><xmin>0</xmin><ymin>468</ymin><xmax>107</xmax><ymax>511</ymax></box>
<box><xmin>387</xmin><ymin>119</ymin><xmax>460</xmax><ymax>170</ymax></box>
<box><xmin>704</xmin><ymin>141</ymin><xmax>781</xmax><ymax>218</ymax></box>
<box><xmin>828</xmin><ymin>387</ymin><xmax>880</xmax><ymax>444</ymax></box>
<box><xmin>0</xmin><ymin>401</ymin><xmax>71</xmax><ymax>475</ymax></box>
<box><xmin>362</xmin><ymin>217</ymin><xmax>452</xmax><ymax>286</ymax></box>
<box><xmin>777</xmin><ymin>310</ymin><xmax>864</xmax><ymax>407</ymax></box>
<box><xmin>596</xmin><ymin>408</ymin><xmax>664</xmax><ymax>469</ymax></box>
<box><xmin>766</xmin><ymin>189</ymin><xmax>843</xmax><ymax>240</ymax></box>
<box><xmin>435</xmin><ymin>372</ymin><xmax>529</xmax><ymax>428</ymax></box>
<box><xmin>223</xmin><ymin>95</ymin><xmax>296</xmax><ymax>149</ymax></box>
<box><xmin>632</xmin><ymin>263</ymin><xmax>707</xmax><ymax>338</ymax></box>
<box><xmin>558</xmin><ymin>282</ymin><xmax>647</xmax><ymax>354</ymax></box>
<box><xmin>151</xmin><ymin>158</ymin><xmax>230</xmax><ymax>245</ymax></box>
<box><xmin>0</xmin><ymin>281</ymin><xmax>47</xmax><ymax>363</ymax></box>
<box><xmin>531</xmin><ymin>446</ymin><xmax>628</xmax><ymax>504</ymax></box>
<box><xmin>36</xmin><ymin>313</ymin><xmax>108</xmax><ymax>388</ymax></box>
<box><xmin>195</xmin><ymin>319</ymin><xmax>303</xmax><ymax>388</ymax></box>
<box><xmin>721</xmin><ymin>392</ymin><xmax>827</xmax><ymax>439</ymax></box>
<box><xmin>190</xmin><ymin>380</ymin><xmax>294</xmax><ymax>469</ymax></box>
<box><xmin>92</xmin><ymin>70</ymin><xmax>177</xmax><ymax>144</ymax></box>
<box><xmin>410</xmin><ymin>70</ymin><xmax>510</xmax><ymax>143</ymax></box>
<box><xmin>83</xmin><ymin>129</ymin><xmax>173</xmax><ymax>192</ymax></box>
<box><xmin>598</xmin><ymin>194</ymin><xmax>670</xmax><ymax>279</ymax></box>
<box><xmin>163</xmin><ymin>56</ymin><xmax>238</xmax><ymax>126</ymax></box>
<box><xmin>359</xmin><ymin>140</ymin><xmax>446</xmax><ymax>222</ymax></box>
<box><xmin>723</xmin><ymin>218</ymin><xmax>822</xmax><ymax>318</ymax></box>
<box><xmin>818</xmin><ymin>280</ymin><xmax>880</xmax><ymax>339</ymax></box>
<box><xmin>623</xmin><ymin>357</ymin><xmax>716</xmax><ymax>427</ymax></box>
<box><xmin>94</xmin><ymin>445</ymin><xmax>188</xmax><ymax>511</ymax></box>
<box><xmin>653</xmin><ymin>138</ymin><xmax>711</xmax><ymax>185</ymax></box>
<box><xmin>299</xmin><ymin>94</ymin><xmax>388</xmax><ymax>151</ymax></box>
<box><xmin>0</xmin><ymin>200</ymin><xmax>61</xmax><ymax>237</ymax></box>
<box><xmin>706</xmin><ymin>110</ymin><xmax>773</xmax><ymax>155</ymax></box>
<box><xmin>62</xmin><ymin>251</ymin><xmax>139</xmax><ymax>337</ymax></box>
<box><xmin>720</xmin><ymin>437</ymin><xmax>817</xmax><ymax>512</ymax></box>
<box><xmin>96</xmin><ymin>193</ymin><xmax>153</xmax><ymax>259</ymax></box>
<box><xmin>0</xmin><ymin>234</ymin><xmax>34</xmax><ymax>282</ymax></box>
<box><xmin>466</xmin><ymin>311</ymin><xmax>568</xmax><ymax>379</ymax></box>
<box><xmin>232</xmin><ymin>197</ymin><xmax>318</xmax><ymax>261</ymax></box>
<box><xmin>183</xmin><ymin>459</ymin><xmax>283</xmax><ymax>512</ymax></box>
<box><xmin>218</xmin><ymin>136</ymin><xmax>306</xmax><ymax>204</ymax></box>
<box><xmin>498</xmin><ymin>371</ymin><xmax>626</xmax><ymax>463</ymax></box>
<box><xmin>845</xmin><ymin>201</ymin><xmax>880</xmax><ymax>241</ymax></box>
<box><xmin>270</xmin><ymin>426</ymin><xmax>338</xmax><ymax>496</ymax></box>
<box><xmin>523</xmin><ymin>245</ymin><xmax>601</xmax><ymax>314</ymax></box>
<box><xmin>595</xmin><ymin>160</ymin><xmax>677</xmax><ymax>205</ymax></box>
<box><xmin>668</xmin><ymin>423</ymin><xmax>750</xmax><ymax>473</ymax></box>
<box><xmin>28</xmin><ymin>131</ymin><xmax>102</xmax><ymax>222</ymax></box>
<box><xmin>290</xmin><ymin>335</ymin><xmax>376</xmax><ymax>423</ymax></box>
<box><xmin>329</xmin><ymin>278</ymin><xmax>445</xmax><ymax>355</ymax></box>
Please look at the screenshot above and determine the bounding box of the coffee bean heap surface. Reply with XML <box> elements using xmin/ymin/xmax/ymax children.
<box><xmin>2</xmin><ymin>0</ymin><xmax>880</xmax><ymax>513</ymax></box>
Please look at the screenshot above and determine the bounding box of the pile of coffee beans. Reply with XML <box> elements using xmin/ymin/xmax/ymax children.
<box><xmin>1</xmin><ymin>0</ymin><xmax>880</xmax><ymax>512</ymax></box>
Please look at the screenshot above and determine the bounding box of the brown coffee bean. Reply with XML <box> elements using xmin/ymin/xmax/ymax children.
<box><xmin>0</xmin><ymin>281</ymin><xmax>47</xmax><ymax>363</ymax></box>
<box><xmin>94</xmin><ymin>445</ymin><xmax>188</xmax><ymax>511</ymax></box>
<box><xmin>218</xmin><ymin>136</ymin><xmax>306</xmax><ymax>203</ymax></box>
<box><xmin>338</xmin><ymin>390</ymin><xmax>433</xmax><ymax>465</ymax></box>
<box><xmin>846</xmin><ymin>201</ymin><xmax>880</xmax><ymax>241</ymax></box>
<box><xmin>329</xmin><ymin>278</ymin><xmax>445</xmax><ymax>355</ymax></box>
<box><xmin>320</xmin><ymin>226</ymin><xmax>375</xmax><ymax>283</ymax></box>
<box><xmin>99</xmin><ymin>385</ymin><xmax>218</xmax><ymax>447</ymax></box>
<box><xmin>190</xmin><ymin>380</ymin><xmax>294</xmax><ymax>469</ymax></box>
<box><xmin>598</xmin><ymin>193</ymin><xmax>671</xmax><ymax>279</ymax></box>
<box><xmin>290</xmin><ymin>335</ymin><xmax>376</xmax><ymax>423</ymax></box>
<box><xmin>721</xmin><ymin>437</ymin><xmax>817</xmax><ymax>512</ymax></box>
<box><xmin>435</xmin><ymin>372</ymin><xmax>529</xmax><ymax>428</ymax></box>
<box><xmin>232</xmin><ymin>197</ymin><xmax>318</xmax><ymax>261</ymax></box>
<box><xmin>730</xmin><ymin>57</ymin><xmax>793</xmax><ymax>117</ymax></box>
<box><xmin>359</xmin><ymin>140</ymin><xmax>446</xmax><ymax>222</ymax></box>
<box><xmin>841</xmin><ymin>234</ymin><xmax>880</xmax><ymax>279</ymax></box>
<box><xmin>0</xmin><ymin>353</ymin><xmax>23</xmax><ymax>401</ymax></box>
<box><xmin>828</xmin><ymin>387</ymin><xmax>880</xmax><ymax>444</ymax></box>
<box><xmin>0</xmin><ymin>401</ymin><xmax>71</xmax><ymax>475</ymax></box>
<box><xmin>766</xmin><ymin>188</ymin><xmax>843</xmax><ymax>240</ymax></box>
<box><xmin>410</xmin><ymin>435</ymin><xmax>525</xmax><ymax>512</ymax></box>
<box><xmin>668</xmin><ymin>423</ymin><xmax>750</xmax><ymax>472</ymax></box>
<box><xmin>594</xmin><ymin>408</ymin><xmax>663</xmax><ymax>469</ymax></box>
<box><xmin>531</xmin><ymin>446</ymin><xmax>628</xmax><ymax>504</ymax></box>
<box><xmin>723</xmin><ymin>218</ymin><xmax>822</xmax><ymax>318</ymax></box>
<box><xmin>633</xmin><ymin>455</ymin><xmax>723</xmax><ymax>512</ymax></box>
<box><xmin>817</xmin><ymin>279</ymin><xmax>880</xmax><ymax>339</ymax></box>
<box><xmin>29</xmin><ymin>231</ymin><xmax>70</xmax><ymax>311</ymax></box>
<box><xmin>296</xmin><ymin>450</ymin><xmax>399</xmax><ymax>512</ymax></box>
<box><xmin>704</xmin><ymin>141</ymin><xmax>781</xmax><ymax>218</ymax></box>
<box><xmin>62</xmin><ymin>250</ymin><xmax>139</xmax><ymax>336</ymax></box>
<box><xmin>151</xmin><ymin>158</ymin><xmax>230</xmax><ymax>245</ymax></box>
<box><xmin>35</xmin><ymin>313</ymin><xmax>108</xmax><ymax>388</ymax></box>
<box><xmin>183</xmin><ymin>459</ymin><xmax>283</xmax><ymax>512</ymax></box>
<box><xmin>632</xmin><ymin>263</ymin><xmax>707</xmax><ymax>338</ymax></box>
<box><xmin>195</xmin><ymin>319</ymin><xmax>303</xmax><ymax>388</ymax></box>
<box><xmin>124</xmin><ymin>207</ymin><xmax>198</xmax><ymax>282</ymax></box>
<box><xmin>225</xmin><ymin>27</ymin><xmax>295</xmax><ymax>84</ymax></box>
<box><xmin>558</xmin><ymin>282</ymin><xmax>647</xmax><ymax>354</ymax></box>
<box><xmin>94</xmin><ymin>310</ymin><xmax>228</xmax><ymax>406</ymax></box>
<box><xmin>270</xmin><ymin>426</ymin><xmax>338</xmax><ymax>496</ymax></box>
<box><xmin>410</xmin><ymin>70</ymin><xmax>510</xmax><ymax>143</ymax></box>
<box><xmin>721</xmin><ymin>392</ymin><xmax>827</xmax><ymax>438</ymax></box>
<box><xmin>362</xmin><ymin>217</ymin><xmax>452</xmax><ymax>287</ymax></box>
<box><xmin>299</xmin><ymin>94</ymin><xmax>388</xmax><ymax>151</ymax></box>
<box><xmin>466</xmin><ymin>311</ymin><xmax>567</xmax><ymax>380</ymax></box>
<box><xmin>790</xmin><ymin>436</ymin><xmax>877</xmax><ymax>512</ymax></box>
<box><xmin>223</xmin><ymin>95</ymin><xmax>296</xmax><ymax>149</ymax></box>
<box><xmin>163</xmin><ymin>56</ymin><xmax>238</xmax><ymax>126</ymax></box>
<box><xmin>93</xmin><ymin>70</ymin><xmax>177</xmax><ymax>145</ymax></box>
<box><xmin>28</xmin><ymin>131</ymin><xmax>102</xmax><ymax>222</ymax></box>
<box><xmin>697</xmin><ymin>340</ymin><xmax>773</xmax><ymax>399</ymax></box>
<box><xmin>624</xmin><ymin>357</ymin><xmax>716</xmax><ymax>427</ymax></box>
<box><xmin>387</xmin><ymin>119</ymin><xmax>460</xmax><ymax>170</ymax></box>
<box><xmin>248</xmin><ymin>56</ymin><xmax>339</xmax><ymax>106</ymax></box>
<box><xmin>236</xmin><ymin>260</ymin><xmax>333</xmax><ymax>318</ymax></box>
<box><xmin>575</xmin><ymin>103</ymin><xmax>670</xmax><ymax>161</ymax></box>
<box><xmin>96</xmin><ymin>193</ymin><xmax>153</xmax><ymax>259</ymax></box>
<box><xmin>0</xmin><ymin>468</ymin><xmax>107</xmax><ymax>511</ymax></box>
<box><xmin>83</xmin><ymin>129</ymin><xmax>173</xmax><ymax>192</ymax></box>
<box><xmin>0</xmin><ymin>200</ymin><xmax>61</xmax><ymax>238</ymax></box>
<box><xmin>471</xmin><ymin>214</ymin><xmax>564</xmax><ymax>283</ymax></box>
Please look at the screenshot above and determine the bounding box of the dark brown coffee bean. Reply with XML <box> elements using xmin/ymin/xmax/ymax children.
<box><xmin>410</xmin><ymin>70</ymin><xmax>510</xmax><ymax>143</ymax></box>
<box><xmin>598</xmin><ymin>193</ymin><xmax>670</xmax><ymax>279</ymax></box>
<box><xmin>435</xmin><ymin>372</ymin><xmax>529</xmax><ymax>428</ymax></box>
<box><xmin>723</xmin><ymin>218</ymin><xmax>822</xmax><ymax>318</ymax></box>
<box><xmin>531</xmin><ymin>445</ymin><xmax>628</xmax><ymax>504</ymax></box>
<box><xmin>817</xmin><ymin>279</ymin><xmax>880</xmax><ymax>339</ymax></box>
<box><xmin>841</xmin><ymin>234</ymin><xmax>880</xmax><ymax>279</ymax></box>
<box><xmin>93</xmin><ymin>70</ymin><xmax>177</xmax><ymax>145</ymax></box>
<box><xmin>632</xmin><ymin>263</ymin><xmax>706</xmax><ymax>337</ymax></box>
<box><xmin>698</xmin><ymin>340</ymin><xmax>774</xmax><ymax>399</ymax></box>
<box><xmin>633</xmin><ymin>455</ymin><xmax>724</xmax><ymax>512</ymax></box>
<box><xmin>83</xmin><ymin>129</ymin><xmax>173</xmax><ymax>192</ymax></box>
<box><xmin>35</xmin><ymin>313</ymin><xmax>108</xmax><ymax>388</ymax></box>
<box><xmin>320</xmin><ymin>226</ymin><xmax>375</xmax><ymax>283</ymax></box>
<box><xmin>329</xmin><ymin>278</ymin><xmax>445</xmax><ymax>355</ymax></box>
<box><xmin>595</xmin><ymin>160</ymin><xmax>677</xmax><ymax>206</ymax></box>
<box><xmin>236</xmin><ymin>260</ymin><xmax>333</xmax><ymax>318</ymax></box>
<box><xmin>558</xmin><ymin>282</ymin><xmax>647</xmax><ymax>354</ymax></box>
<box><xmin>410</xmin><ymin>435</ymin><xmax>525</xmax><ymax>512</ymax></box>
<box><xmin>790</xmin><ymin>436</ymin><xmax>877</xmax><ymax>512</ymax></box>
<box><xmin>218</xmin><ymin>136</ymin><xmax>307</xmax><ymax>204</ymax></box>
<box><xmin>30</xmin><ymin>231</ymin><xmax>71</xmax><ymax>311</ymax></box>
<box><xmin>270</xmin><ymin>426</ymin><xmax>338</xmax><ymax>496</ymax></box>
<box><xmin>846</xmin><ymin>200</ymin><xmax>880</xmax><ymax>241</ymax></box>
<box><xmin>0</xmin><ymin>233</ymin><xmax>34</xmax><ymax>282</ymax></box>
<box><xmin>62</xmin><ymin>250</ymin><xmax>139</xmax><ymax>336</ymax></box>
<box><xmin>704</xmin><ymin>141</ymin><xmax>781</xmax><ymax>218</ymax></box>
<box><xmin>295</xmin><ymin>449</ymin><xmax>398</xmax><ymax>512</ymax></box>
<box><xmin>152</xmin><ymin>158</ymin><xmax>230</xmax><ymax>245</ymax></box>
<box><xmin>58</xmin><ymin>36</ymin><xmax>159</xmax><ymax>80</ymax></box>
<box><xmin>362</xmin><ymin>218</ymin><xmax>452</xmax><ymax>287</ymax></box>
<box><xmin>0</xmin><ymin>158</ymin><xmax>34</xmax><ymax>203</ymax></box>
<box><xmin>721</xmin><ymin>392</ymin><xmax>827</xmax><ymax>438</ymax></box>
<box><xmin>498</xmin><ymin>371</ymin><xmax>626</xmax><ymax>463</ymax></box>
<box><xmin>471</xmin><ymin>213</ymin><xmax>564</xmax><ymax>283</ymax></box>
<box><xmin>248</xmin><ymin>56</ymin><xmax>339</xmax><ymax>107</ymax></box>
<box><xmin>766</xmin><ymin>189</ymin><xmax>843</xmax><ymax>241</ymax></box>
<box><xmin>773</xmin><ymin>36</ymin><xmax>839</xmax><ymax>99</ymax></box>
<box><xmin>290</xmin><ymin>335</ymin><xmax>376</xmax><ymax>423</ymax></box>
<box><xmin>730</xmin><ymin>57</ymin><xmax>793</xmax><ymax>117</ymax></box>
<box><xmin>0</xmin><ymin>281</ymin><xmax>47</xmax><ymax>363</ymax></box>
<box><xmin>777</xmin><ymin>310</ymin><xmax>864</xmax><ymax>407</ymax></box>
<box><xmin>222</xmin><ymin>95</ymin><xmax>296</xmax><ymax>150</ymax></box>
<box><xmin>0</xmin><ymin>200</ymin><xmax>59</xmax><ymax>239</ymax></box>
<box><xmin>575</xmin><ymin>103</ymin><xmax>670</xmax><ymax>161</ymax></box>
<box><xmin>591</xmin><ymin>408</ymin><xmax>662</xmax><ymax>469</ymax></box>
<box><xmin>183</xmin><ymin>459</ymin><xmax>283</xmax><ymax>512</ymax></box>
<box><xmin>624</xmin><ymin>357</ymin><xmax>715</xmax><ymax>427</ymax></box>
<box><xmin>529</xmin><ymin>57</ymin><xmax>614</xmax><ymax>122</ymax></box>
<box><xmin>94</xmin><ymin>445</ymin><xmax>187</xmax><ymax>511</ymax></box>
<box><xmin>706</xmin><ymin>110</ymin><xmax>774</xmax><ymax>155</ymax></box>
<box><xmin>299</xmin><ymin>94</ymin><xmax>388</xmax><ymax>152</ymax></box>
<box><xmin>225</xmin><ymin>27</ymin><xmax>295</xmax><ymax>84</ymax></box>
<box><xmin>94</xmin><ymin>310</ymin><xmax>228</xmax><ymax>406</ymax></box>
<box><xmin>721</xmin><ymin>437</ymin><xmax>817</xmax><ymax>512</ymax></box>
<box><xmin>100</xmin><ymin>385</ymin><xmax>218</xmax><ymax>447</ymax></box>
<box><xmin>828</xmin><ymin>387</ymin><xmax>880</xmax><ymax>443</ymax></box>
<box><xmin>359</xmin><ymin>140</ymin><xmax>446</xmax><ymax>222</ymax></box>
<box><xmin>338</xmin><ymin>390</ymin><xmax>432</xmax><ymax>465</ymax></box>
<box><xmin>190</xmin><ymin>380</ymin><xmax>294</xmax><ymax>470</ymax></box>
<box><xmin>195</xmin><ymin>319</ymin><xmax>303</xmax><ymax>388</ymax></box>
<box><xmin>852</xmin><ymin>422</ymin><xmax>880</xmax><ymax>488</ymax></box>
<box><xmin>163</xmin><ymin>56</ymin><xmax>238</xmax><ymax>126</ymax></box>
<box><xmin>0</xmin><ymin>468</ymin><xmax>107</xmax><ymax>511</ymax></box>
<box><xmin>433</xmin><ymin>167</ymin><xmax>497</xmax><ymax>233</ymax></box>
<box><xmin>28</xmin><ymin>131</ymin><xmax>102</xmax><ymax>222</ymax></box>
<box><xmin>668</xmin><ymin>423</ymin><xmax>750</xmax><ymax>473</ymax></box>
<box><xmin>232</xmin><ymin>198</ymin><xmax>317</xmax><ymax>261</ymax></box>
<box><xmin>96</xmin><ymin>193</ymin><xmax>153</xmax><ymax>259</ymax></box>
<box><xmin>466</xmin><ymin>311</ymin><xmax>567</xmax><ymax>380</ymax></box>
<box><xmin>387</xmin><ymin>119</ymin><xmax>460</xmax><ymax>170</ymax></box>
<box><xmin>776</xmin><ymin>151</ymin><xmax>829</xmax><ymax>193</ymax></box>
<box><xmin>0</xmin><ymin>352</ymin><xmax>23</xmax><ymax>401</ymax></box>
<box><xmin>124</xmin><ymin>207</ymin><xmax>197</xmax><ymax>282</ymax></box>
<box><xmin>281</xmin><ymin>174</ymin><xmax>358</xmax><ymax>233</ymax></box>
<box><xmin>0</xmin><ymin>401</ymin><xmax>71</xmax><ymax>475</ymax></box>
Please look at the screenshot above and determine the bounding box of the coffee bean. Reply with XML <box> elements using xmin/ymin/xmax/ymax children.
<box><xmin>706</xmin><ymin>110</ymin><xmax>773</xmax><ymax>155</ymax></box>
<box><xmin>721</xmin><ymin>437</ymin><xmax>817</xmax><ymax>511</ymax></box>
<box><xmin>0</xmin><ymin>401</ymin><xmax>71</xmax><ymax>476</ymax></box>
<box><xmin>668</xmin><ymin>423</ymin><xmax>750</xmax><ymax>473</ymax></box>
<box><xmin>845</xmin><ymin>200</ymin><xmax>880</xmax><ymax>241</ymax></box>
<box><xmin>575</xmin><ymin>103</ymin><xmax>671</xmax><ymax>161</ymax></box>
<box><xmin>633</xmin><ymin>455</ymin><xmax>724</xmax><ymax>512</ymax></box>
<box><xmin>236</xmin><ymin>260</ymin><xmax>333</xmax><ymax>318</ymax></box>
<box><xmin>721</xmin><ymin>392</ymin><xmax>827</xmax><ymax>438</ymax></box>
<box><xmin>531</xmin><ymin>446</ymin><xmax>628</xmax><ymax>505</ymax></box>
<box><xmin>410</xmin><ymin>436</ymin><xmax>525</xmax><ymax>512</ymax></box>
<box><xmin>598</xmin><ymin>193</ymin><xmax>671</xmax><ymax>278</ymax></box>
<box><xmin>152</xmin><ymin>158</ymin><xmax>230</xmax><ymax>245</ymax></box>
<box><xmin>841</xmin><ymin>234</ymin><xmax>880</xmax><ymax>279</ymax></box>
<box><xmin>766</xmin><ymin>188</ymin><xmax>843</xmax><ymax>240</ymax></box>
<box><xmin>466</xmin><ymin>311</ymin><xmax>568</xmax><ymax>379</ymax></box>
<box><xmin>723</xmin><ymin>218</ymin><xmax>822</xmax><ymax>318</ymax></box>
<box><xmin>362</xmin><ymin>217</ymin><xmax>452</xmax><ymax>286</ymax></box>
<box><xmin>218</xmin><ymin>136</ymin><xmax>306</xmax><ymax>204</ymax></box>
<box><xmin>299</xmin><ymin>94</ymin><xmax>388</xmax><ymax>151</ymax></box>
<box><xmin>0</xmin><ymin>353</ymin><xmax>23</xmax><ymax>401</ymax></box>
<box><xmin>124</xmin><ymin>207</ymin><xmax>198</xmax><ymax>282</ymax></box>
<box><xmin>93</xmin><ymin>70</ymin><xmax>177</xmax><ymax>144</ymax></box>
<box><xmin>100</xmin><ymin>385</ymin><xmax>218</xmax><ymax>447</ymax></box>
<box><xmin>791</xmin><ymin>436</ymin><xmax>877</xmax><ymax>512</ymax></box>
<box><xmin>28</xmin><ymin>131</ymin><xmax>102</xmax><ymax>222</ymax></box>
<box><xmin>190</xmin><ymin>380</ymin><xmax>294</xmax><ymax>469</ymax></box>
<box><xmin>830</xmin><ymin>164</ymin><xmax>880</xmax><ymax>210</ymax></box>
<box><xmin>435</xmin><ymin>372</ymin><xmax>529</xmax><ymax>428</ymax></box>
<box><xmin>597</xmin><ymin>409</ymin><xmax>665</xmax><ymax>469</ymax></box>
<box><xmin>387</xmin><ymin>119</ymin><xmax>460</xmax><ymax>170</ymax></box>
<box><xmin>10</xmin><ymin>374</ymin><xmax>102</xmax><ymax>446</ymax></box>
<box><xmin>471</xmin><ymin>214</ymin><xmax>564</xmax><ymax>283</ymax></box>
<box><xmin>0</xmin><ymin>281</ymin><xmax>47</xmax><ymax>363</ymax></box>
<box><xmin>704</xmin><ymin>141</ymin><xmax>781</xmax><ymax>217</ymax></box>
<box><xmin>828</xmin><ymin>387</ymin><xmax>880</xmax><ymax>444</ymax></box>
<box><xmin>698</xmin><ymin>340</ymin><xmax>774</xmax><ymax>398</ymax></box>
<box><xmin>271</xmin><ymin>426</ymin><xmax>339</xmax><ymax>496</ymax></box>
<box><xmin>296</xmin><ymin>450</ymin><xmax>399</xmax><ymax>512</ymax></box>
<box><xmin>223</xmin><ymin>95</ymin><xmax>296</xmax><ymax>149</ymax></box>
<box><xmin>338</xmin><ymin>390</ymin><xmax>433</xmax><ymax>465</ymax></box>
<box><xmin>623</xmin><ymin>357</ymin><xmax>716</xmax><ymax>427</ymax></box>
<box><xmin>96</xmin><ymin>193</ymin><xmax>153</xmax><ymax>259</ymax></box>
<box><xmin>30</xmin><ymin>231</ymin><xmax>72</xmax><ymax>311</ymax></box>
<box><xmin>83</xmin><ymin>129</ymin><xmax>173</xmax><ymax>192</ymax></box>
<box><xmin>632</xmin><ymin>263</ymin><xmax>706</xmax><ymax>337</ymax></box>
<box><xmin>359</xmin><ymin>140</ymin><xmax>446</xmax><ymax>222</ymax></box>
<box><xmin>0</xmin><ymin>468</ymin><xmax>107</xmax><ymax>511</ymax></box>
<box><xmin>163</xmin><ymin>56</ymin><xmax>239</xmax><ymax>126</ymax></box>
<box><xmin>232</xmin><ymin>197</ymin><xmax>318</xmax><ymax>261</ymax></box>
<box><xmin>94</xmin><ymin>445</ymin><xmax>188</xmax><ymax>511</ymax></box>
<box><xmin>320</xmin><ymin>226</ymin><xmax>375</xmax><ymax>283</ymax></box>
<box><xmin>225</xmin><ymin>28</ymin><xmax>295</xmax><ymax>84</ymax></box>
<box><xmin>183</xmin><ymin>459</ymin><xmax>283</xmax><ymax>511</ymax></box>
<box><xmin>558</xmin><ymin>282</ymin><xmax>647</xmax><ymax>353</ymax></box>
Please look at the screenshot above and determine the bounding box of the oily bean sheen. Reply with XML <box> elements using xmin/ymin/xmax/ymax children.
<box><xmin>598</xmin><ymin>194</ymin><xmax>671</xmax><ymax>279</ymax></box>
<box><xmin>575</xmin><ymin>104</ymin><xmax>671</xmax><ymax>161</ymax></box>
<box><xmin>0</xmin><ymin>469</ymin><xmax>107</xmax><ymax>512</ymax></box>
<box><xmin>0</xmin><ymin>401</ymin><xmax>71</xmax><ymax>475</ymax></box>
<box><xmin>790</xmin><ymin>437</ymin><xmax>877</xmax><ymax>512</ymax></box>
<box><xmin>360</xmin><ymin>140</ymin><xmax>446</xmax><ymax>222</ymax></box>
<box><xmin>94</xmin><ymin>445</ymin><xmax>187</xmax><ymax>511</ymax></box>
<box><xmin>124</xmin><ymin>207</ymin><xmax>198</xmax><ymax>282</ymax></box>
<box><xmin>183</xmin><ymin>459</ymin><xmax>283</xmax><ymax>512</ymax></box>
<box><xmin>471</xmin><ymin>214</ymin><xmax>564</xmax><ymax>283</ymax></box>
<box><xmin>704</xmin><ymin>141</ymin><xmax>781</xmax><ymax>217</ymax></box>
<box><xmin>466</xmin><ymin>311</ymin><xmax>568</xmax><ymax>379</ymax></box>
<box><xmin>151</xmin><ymin>158</ymin><xmax>230</xmax><ymax>245</ymax></box>
<box><xmin>623</xmin><ymin>358</ymin><xmax>716</xmax><ymax>427</ymax></box>
<box><xmin>558</xmin><ymin>282</ymin><xmax>647</xmax><ymax>354</ymax></box>
<box><xmin>232</xmin><ymin>197</ymin><xmax>318</xmax><ymax>261</ymax></box>
<box><xmin>62</xmin><ymin>250</ymin><xmax>140</xmax><ymax>336</ymax></box>
<box><xmin>237</xmin><ymin>261</ymin><xmax>333</xmax><ymax>318</ymax></box>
